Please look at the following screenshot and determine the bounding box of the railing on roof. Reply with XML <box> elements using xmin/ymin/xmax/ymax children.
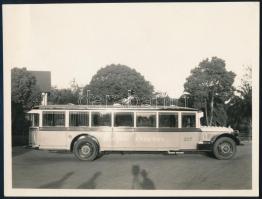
<box><xmin>35</xmin><ymin>104</ymin><xmax>199</xmax><ymax>111</ymax></box>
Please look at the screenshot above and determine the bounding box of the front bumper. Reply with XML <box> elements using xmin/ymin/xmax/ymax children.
<box><xmin>232</xmin><ymin>130</ymin><xmax>243</xmax><ymax>145</ymax></box>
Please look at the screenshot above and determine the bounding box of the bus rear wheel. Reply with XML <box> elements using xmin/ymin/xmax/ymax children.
<box><xmin>213</xmin><ymin>137</ymin><xmax>236</xmax><ymax>160</ymax></box>
<box><xmin>73</xmin><ymin>137</ymin><xmax>99</xmax><ymax>161</ymax></box>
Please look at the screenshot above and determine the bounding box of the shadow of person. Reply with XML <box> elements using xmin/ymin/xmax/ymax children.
<box><xmin>38</xmin><ymin>171</ymin><xmax>74</xmax><ymax>188</ymax></box>
<box><xmin>131</xmin><ymin>165</ymin><xmax>141</xmax><ymax>189</ymax></box>
<box><xmin>77</xmin><ymin>172</ymin><xmax>101</xmax><ymax>189</ymax></box>
<box><xmin>140</xmin><ymin>169</ymin><xmax>155</xmax><ymax>189</ymax></box>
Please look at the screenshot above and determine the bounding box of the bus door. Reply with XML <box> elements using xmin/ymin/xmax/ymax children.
<box><xmin>38</xmin><ymin>111</ymin><xmax>67</xmax><ymax>149</ymax></box>
<box><xmin>112</xmin><ymin>112</ymin><xmax>135</xmax><ymax>149</ymax></box>
<box><xmin>28</xmin><ymin>113</ymin><xmax>40</xmax><ymax>147</ymax></box>
<box><xmin>134</xmin><ymin>112</ymin><xmax>180</xmax><ymax>150</ymax></box>
<box><xmin>179</xmin><ymin>113</ymin><xmax>201</xmax><ymax>150</ymax></box>
<box><xmin>157</xmin><ymin>112</ymin><xmax>180</xmax><ymax>150</ymax></box>
<box><xmin>90</xmin><ymin>111</ymin><xmax>113</xmax><ymax>149</ymax></box>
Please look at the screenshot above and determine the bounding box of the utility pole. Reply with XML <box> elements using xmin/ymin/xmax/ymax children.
<box><xmin>87</xmin><ymin>90</ymin><xmax>90</xmax><ymax>105</ymax></box>
<box><xmin>182</xmin><ymin>91</ymin><xmax>190</xmax><ymax>108</ymax></box>
<box><xmin>106</xmin><ymin>95</ymin><xmax>109</xmax><ymax>107</ymax></box>
<box><xmin>128</xmin><ymin>90</ymin><xmax>131</xmax><ymax>107</ymax></box>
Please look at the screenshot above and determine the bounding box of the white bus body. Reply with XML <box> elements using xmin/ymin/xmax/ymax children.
<box><xmin>27</xmin><ymin>105</ymin><xmax>241</xmax><ymax>160</ymax></box>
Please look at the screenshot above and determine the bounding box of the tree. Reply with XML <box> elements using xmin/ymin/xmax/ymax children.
<box><xmin>84</xmin><ymin>64</ymin><xmax>154</xmax><ymax>105</ymax></box>
<box><xmin>227</xmin><ymin>66</ymin><xmax>252</xmax><ymax>135</ymax></box>
<box><xmin>184</xmin><ymin>57</ymin><xmax>236</xmax><ymax>126</ymax></box>
<box><xmin>48</xmin><ymin>79</ymin><xmax>84</xmax><ymax>105</ymax></box>
<box><xmin>11</xmin><ymin>67</ymin><xmax>41</xmax><ymax>145</ymax></box>
<box><xmin>48</xmin><ymin>87</ymin><xmax>81</xmax><ymax>105</ymax></box>
<box><xmin>11</xmin><ymin>67</ymin><xmax>41</xmax><ymax>110</ymax></box>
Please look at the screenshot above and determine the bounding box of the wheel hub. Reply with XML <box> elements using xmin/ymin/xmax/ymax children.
<box><xmin>81</xmin><ymin>145</ymin><xmax>91</xmax><ymax>155</ymax></box>
<box><xmin>219</xmin><ymin>142</ymin><xmax>232</xmax><ymax>154</ymax></box>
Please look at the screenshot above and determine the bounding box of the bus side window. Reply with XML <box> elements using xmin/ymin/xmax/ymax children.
<box><xmin>28</xmin><ymin>113</ymin><xmax>39</xmax><ymax>127</ymax></box>
<box><xmin>43</xmin><ymin>111</ymin><xmax>65</xmax><ymax>126</ymax></box>
<box><xmin>182</xmin><ymin>113</ymin><xmax>196</xmax><ymax>128</ymax></box>
<box><xmin>91</xmin><ymin>112</ymin><xmax>111</xmax><ymax>127</ymax></box>
<box><xmin>159</xmin><ymin>113</ymin><xmax>178</xmax><ymax>128</ymax></box>
<box><xmin>70</xmin><ymin>112</ymin><xmax>89</xmax><ymax>126</ymax></box>
<box><xmin>136</xmin><ymin>112</ymin><xmax>156</xmax><ymax>127</ymax></box>
<box><xmin>114</xmin><ymin>112</ymin><xmax>134</xmax><ymax>127</ymax></box>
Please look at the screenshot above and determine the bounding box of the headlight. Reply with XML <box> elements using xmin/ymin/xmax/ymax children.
<box><xmin>233</xmin><ymin>130</ymin><xmax>239</xmax><ymax>136</ymax></box>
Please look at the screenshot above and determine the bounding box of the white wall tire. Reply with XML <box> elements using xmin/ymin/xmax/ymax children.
<box><xmin>73</xmin><ymin>137</ymin><xmax>99</xmax><ymax>161</ymax></box>
<box><xmin>213</xmin><ymin>137</ymin><xmax>236</xmax><ymax>160</ymax></box>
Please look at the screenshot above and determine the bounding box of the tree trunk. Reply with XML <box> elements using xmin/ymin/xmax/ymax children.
<box><xmin>205</xmin><ymin>99</ymin><xmax>208</xmax><ymax>125</ymax></box>
<box><xmin>209</xmin><ymin>92</ymin><xmax>214</xmax><ymax>126</ymax></box>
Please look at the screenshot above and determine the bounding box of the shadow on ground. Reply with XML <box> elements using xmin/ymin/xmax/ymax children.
<box><xmin>132</xmin><ymin>165</ymin><xmax>155</xmax><ymax>189</ymax></box>
<box><xmin>38</xmin><ymin>171</ymin><xmax>74</xmax><ymax>188</ymax></box>
<box><xmin>77</xmin><ymin>172</ymin><xmax>101</xmax><ymax>189</ymax></box>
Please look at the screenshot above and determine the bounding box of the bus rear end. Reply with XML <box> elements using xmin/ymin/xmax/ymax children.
<box><xmin>29</xmin><ymin>127</ymin><xmax>39</xmax><ymax>148</ymax></box>
<box><xmin>27</xmin><ymin>112</ymin><xmax>40</xmax><ymax>148</ymax></box>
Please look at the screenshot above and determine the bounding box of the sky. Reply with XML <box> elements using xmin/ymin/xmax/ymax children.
<box><xmin>3</xmin><ymin>2</ymin><xmax>259</xmax><ymax>98</ymax></box>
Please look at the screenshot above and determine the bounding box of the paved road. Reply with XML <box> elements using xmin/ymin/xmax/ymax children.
<box><xmin>12</xmin><ymin>142</ymin><xmax>252</xmax><ymax>190</ymax></box>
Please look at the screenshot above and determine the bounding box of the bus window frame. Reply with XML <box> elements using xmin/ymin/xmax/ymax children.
<box><xmin>28</xmin><ymin>113</ymin><xmax>39</xmax><ymax>127</ymax></box>
<box><xmin>69</xmin><ymin>111</ymin><xmax>90</xmax><ymax>127</ymax></box>
<box><xmin>158</xmin><ymin>111</ymin><xmax>179</xmax><ymax>128</ymax></box>
<box><xmin>135</xmin><ymin>111</ymin><xmax>157</xmax><ymax>128</ymax></box>
<box><xmin>30</xmin><ymin>108</ymin><xmax>200</xmax><ymax>129</ymax></box>
<box><xmin>113</xmin><ymin>111</ymin><xmax>135</xmax><ymax>128</ymax></box>
<box><xmin>42</xmin><ymin>110</ymin><xmax>66</xmax><ymax>127</ymax></box>
<box><xmin>181</xmin><ymin>112</ymin><xmax>197</xmax><ymax>128</ymax></box>
<box><xmin>91</xmin><ymin>111</ymin><xmax>112</xmax><ymax>128</ymax></box>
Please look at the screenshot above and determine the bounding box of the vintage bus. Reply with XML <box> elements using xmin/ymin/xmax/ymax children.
<box><xmin>27</xmin><ymin>105</ymin><xmax>241</xmax><ymax>160</ymax></box>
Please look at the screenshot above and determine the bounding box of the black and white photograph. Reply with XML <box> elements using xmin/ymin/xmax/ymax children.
<box><xmin>3</xmin><ymin>2</ymin><xmax>259</xmax><ymax>197</ymax></box>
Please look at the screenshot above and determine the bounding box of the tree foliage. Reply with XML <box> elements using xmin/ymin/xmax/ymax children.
<box><xmin>48</xmin><ymin>87</ymin><xmax>80</xmax><ymax>105</ymax></box>
<box><xmin>183</xmin><ymin>57</ymin><xmax>236</xmax><ymax>126</ymax></box>
<box><xmin>11</xmin><ymin>67</ymin><xmax>41</xmax><ymax>145</ymax></box>
<box><xmin>84</xmin><ymin>64</ymin><xmax>154</xmax><ymax>104</ymax></box>
<box><xmin>11</xmin><ymin>67</ymin><xmax>41</xmax><ymax>110</ymax></box>
<box><xmin>227</xmin><ymin>66</ymin><xmax>252</xmax><ymax>134</ymax></box>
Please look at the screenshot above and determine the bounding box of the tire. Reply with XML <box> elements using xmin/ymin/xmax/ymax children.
<box><xmin>213</xmin><ymin>137</ymin><xmax>236</xmax><ymax>160</ymax></box>
<box><xmin>73</xmin><ymin>137</ymin><xmax>99</xmax><ymax>161</ymax></box>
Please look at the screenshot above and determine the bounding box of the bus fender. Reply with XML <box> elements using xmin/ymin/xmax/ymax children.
<box><xmin>70</xmin><ymin>134</ymin><xmax>100</xmax><ymax>152</ymax></box>
<box><xmin>210</xmin><ymin>133</ymin><xmax>241</xmax><ymax>146</ymax></box>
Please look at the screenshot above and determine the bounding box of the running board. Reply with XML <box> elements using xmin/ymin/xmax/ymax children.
<box><xmin>168</xmin><ymin>151</ymin><xmax>184</xmax><ymax>155</ymax></box>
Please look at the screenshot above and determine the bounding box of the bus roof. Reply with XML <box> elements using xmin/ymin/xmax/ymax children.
<box><xmin>32</xmin><ymin>104</ymin><xmax>199</xmax><ymax>111</ymax></box>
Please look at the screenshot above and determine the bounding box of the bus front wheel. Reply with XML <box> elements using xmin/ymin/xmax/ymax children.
<box><xmin>73</xmin><ymin>137</ymin><xmax>99</xmax><ymax>161</ymax></box>
<box><xmin>213</xmin><ymin>137</ymin><xmax>236</xmax><ymax>160</ymax></box>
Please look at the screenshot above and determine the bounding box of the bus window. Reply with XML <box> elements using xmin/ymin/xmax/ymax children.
<box><xmin>28</xmin><ymin>113</ymin><xmax>39</xmax><ymax>127</ymax></box>
<box><xmin>159</xmin><ymin>113</ymin><xmax>178</xmax><ymax>128</ymax></box>
<box><xmin>182</xmin><ymin>113</ymin><xmax>196</xmax><ymax>128</ymax></box>
<box><xmin>43</xmin><ymin>111</ymin><xmax>65</xmax><ymax>126</ymax></box>
<box><xmin>136</xmin><ymin>112</ymin><xmax>156</xmax><ymax>127</ymax></box>
<box><xmin>70</xmin><ymin>112</ymin><xmax>89</xmax><ymax>126</ymax></box>
<box><xmin>91</xmin><ymin>112</ymin><xmax>111</xmax><ymax>127</ymax></box>
<box><xmin>114</xmin><ymin>112</ymin><xmax>134</xmax><ymax>127</ymax></box>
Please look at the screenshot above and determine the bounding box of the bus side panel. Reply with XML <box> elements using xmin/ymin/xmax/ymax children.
<box><xmin>111</xmin><ymin>128</ymin><xmax>135</xmax><ymax>149</ymax></box>
<box><xmin>90</xmin><ymin>131</ymin><xmax>113</xmax><ymax>150</ymax></box>
<box><xmin>179</xmin><ymin>132</ymin><xmax>201</xmax><ymax>150</ymax></box>
<box><xmin>38</xmin><ymin>130</ymin><xmax>68</xmax><ymax>150</ymax></box>
<box><xmin>134</xmin><ymin>131</ymin><xmax>180</xmax><ymax>151</ymax></box>
<box><xmin>66</xmin><ymin>129</ymin><xmax>113</xmax><ymax>151</ymax></box>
